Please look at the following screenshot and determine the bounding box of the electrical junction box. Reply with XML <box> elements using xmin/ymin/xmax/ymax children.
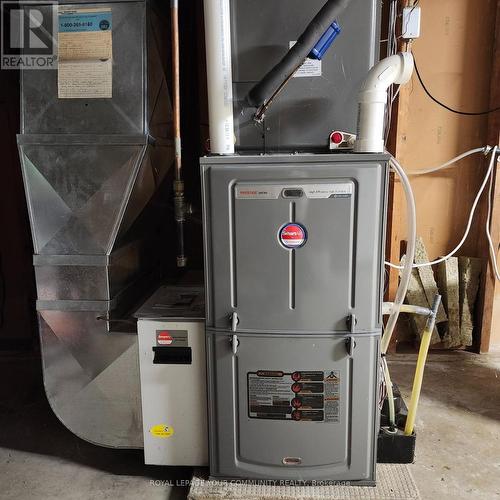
<box><xmin>201</xmin><ymin>153</ymin><xmax>389</xmax><ymax>483</ymax></box>
<box><xmin>135</xmin><ymin>286</ymin><xmax>208</xmax><ymax>466</ymax></box>
<box><xmin>402</xmin><ymin>6</ymin><xmax>421</xmax><ymax>39</ymax></box>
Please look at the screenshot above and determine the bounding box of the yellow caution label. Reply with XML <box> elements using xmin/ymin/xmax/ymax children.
<box><xmin>150</xmin><ymin>424</ymin><xmax>174</xmax><ymax>438</ymax></box>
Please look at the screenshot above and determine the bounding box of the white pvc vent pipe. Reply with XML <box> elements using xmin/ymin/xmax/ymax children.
<box><xmin>203</xmin><ymin>0</ymin><xmax>234</xmax><ymax>155</ymax></box>
<box><xmin>354</xmin><ymin>52</ymin><xmax>414</xmax><ymax>153</ymax></box>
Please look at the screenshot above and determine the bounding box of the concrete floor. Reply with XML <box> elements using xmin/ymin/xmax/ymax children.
<box><xmin>0</xmin><ymin>351</ymin><xmax>191</xmax><ymax>500</ymax></box>
<box><xmin>1</xmin><ymin>349</ymin><xmax>499</xmax><ymax>500</ymax></box>
<box><xmin>389</xmin><ymin>349</ymin><xmax>500</xmax><ymax>500</ymax></box>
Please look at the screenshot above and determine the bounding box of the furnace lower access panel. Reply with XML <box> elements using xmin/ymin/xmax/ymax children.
<box><xmin>206</xmin><ymin>332</ymin><xmax>380</xmax><ymax>481</ymax></box>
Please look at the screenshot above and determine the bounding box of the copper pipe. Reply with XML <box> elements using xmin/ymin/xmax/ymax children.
<box><xmin>171</xmin><ymin>0</ymin><xmax>187</xmax><ymax>267</ymax></box>
<box><xmin>171</xmin><ymin>0</ymin><xmax>181</xmax><ymax>182</ymax></box>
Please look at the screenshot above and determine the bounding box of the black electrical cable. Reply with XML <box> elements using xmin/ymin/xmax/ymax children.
<box><xmin>407</xmin><ymin>0</ymin><xmax>420</xmax><ymax>15</ymax></box>
<box><xmin>413</xmin><ymin>56</ymin><xmax>500</xmax><ymax>116</ymax></box>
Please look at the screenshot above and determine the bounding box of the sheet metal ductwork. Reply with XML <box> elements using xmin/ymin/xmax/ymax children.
<box><xmin>17</xmin><ymin>0</ymin><xmax>172</xmax><ymax>448</ymax></box>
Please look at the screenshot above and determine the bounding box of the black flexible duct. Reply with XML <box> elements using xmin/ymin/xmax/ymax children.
<box><xmin>245</xmin><ymin>0</ymin><xmax>352</xmax><ymax>109</ymax></box>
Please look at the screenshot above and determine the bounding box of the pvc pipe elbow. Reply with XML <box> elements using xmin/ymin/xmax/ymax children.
<box><xmin>360</xmin><ymin>52</ymin><xmax>414</xmax><ymax>93</ymax></box>
<box><xmin>354</xmin><ymin>53</ymin><xmax>414</xmax><ymax>153</ymax></box>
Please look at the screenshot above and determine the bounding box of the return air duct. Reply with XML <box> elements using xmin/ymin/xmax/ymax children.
<box><xmin>17</xmin><ymin>0</ymin><xmax>173</xmax><ymax>448</ymax></box>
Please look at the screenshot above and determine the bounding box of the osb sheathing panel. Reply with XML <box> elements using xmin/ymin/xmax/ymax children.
<box><xmin>414</xmin><ymin>237</ymin><xmax>447</xmax><ymax>323</ymax></box>
<box><xmin>436</xmin><ymin>257</ymin><xmax>460</xmax><ymax>348</ymax></box>
<box><xmin>400</xmin><ymin>254</ymin><xmax>440</xmax><ymax>343</ymax></box>
<box><xmin>458</xmin><ymin>256</ymin><xmax>482</xmax><ymax>347</ymax></box>
<box><xmin>390</xmin><ymin>0</ymin><xmax>497</xmax><ymax>346</ymax></box>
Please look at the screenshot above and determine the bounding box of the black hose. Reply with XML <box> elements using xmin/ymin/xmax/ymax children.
<box><xmin>245</xmin><ymin>0</ymin><xmax>352</xmax><ymax>109</ymax></box>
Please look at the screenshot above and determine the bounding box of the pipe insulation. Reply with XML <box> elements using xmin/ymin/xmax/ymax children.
<box><xmin>203</xmin><ymin>0</ymin><xmax>234</xmax><ymax>155</ymax></box>
<box><xmin>354</xmin><ymin>52</ymin><xmax>414</xmax><ymax>153</ymax></box>
<box><xmin>246</xmin><ymin>0</ymin><xmax>351</xmax><ymax>109</ymax></box>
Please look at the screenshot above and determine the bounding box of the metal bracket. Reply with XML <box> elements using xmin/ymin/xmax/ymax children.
<box><xmin>230</xmin><ymin>312</ymin><xmax>239</xmax><ymax>332</ymax></box>
<box><xmin>346</xmin><ymin>313</ymin><xmax>357</xmax><ymax>333</ymax></box>
<box><xmin>229</xmin><ymin>312</ymin><xmax>240</xmax><ymax>355</ymax></box>
<box><xmin>345</xmin><ymin>337</ymin><xmax>356</xmax><ymax>357</ymax></box>
<box><xmin>230</xmin><ymin>334</ymin><xmax>239</xmax><ymax>355</ymax></box>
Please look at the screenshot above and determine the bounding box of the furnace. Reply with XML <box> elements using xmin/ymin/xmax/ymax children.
<box><xmin>201</xmin><ymin>153</ymin><xmax>389</xmax><ymax>483</ymax></box>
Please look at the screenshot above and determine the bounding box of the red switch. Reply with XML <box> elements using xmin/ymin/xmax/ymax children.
<box><xmin>331</xmin><ymin>131</ymin><xmax>343</xmax><ymax>144</ymax></box>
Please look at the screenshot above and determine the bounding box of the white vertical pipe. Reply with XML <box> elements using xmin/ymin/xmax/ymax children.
<box><xmin>203</xmin><ymin>0</ymin><xmax>234</xmax><ymax>155</ymax></box>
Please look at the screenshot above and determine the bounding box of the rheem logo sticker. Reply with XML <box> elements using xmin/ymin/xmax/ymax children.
<box><xmin>157</xmin><ymin>331</ymin><xmax>173</xmax><ymax>345</ymax></box>
<box><xmin>278</xmin><ymin>223</ymin><xmax>307</xmax><ymax>249</ymax></box>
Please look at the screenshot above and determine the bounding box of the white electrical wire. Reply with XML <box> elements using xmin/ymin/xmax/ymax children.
<box><xmin>391</xmin><ymin>85</ymin><xmax>401</xmax><ymax>105</ymax></box>
<box><xmin>406</xmin><ymin>146</ymin><xmax>492</xmax><ymax>175</ymax></box>
<box><xmin>385</xmin><ymin>146</ymin><xmax>498</xmax><ymax>270</ymax></box>
<box><xmin>384</xmin><ymin>0</ymin><xmax>399</xmax><ymax>145</ymax></box>
<box><xmin>486</xmin><ymin>147</ymin><xmax>500</xmax><ymax>281</ymax></box>
<box><xmin>382</xmin><ymin>356</ymin><xmax>396</xmax><ymax>430</ymax></box>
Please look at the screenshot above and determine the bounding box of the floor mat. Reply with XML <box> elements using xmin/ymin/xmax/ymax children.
<box><xmin>188</xmin><ymin>464</ymin><xmax>420</xmax><ymax>500</ymax></box>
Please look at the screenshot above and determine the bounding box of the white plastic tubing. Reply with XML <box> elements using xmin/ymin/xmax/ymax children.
<box><xmin>381</xmin><ymin>156</ymin><xmax>417</xmax><ymax>354</ymax></box>
<box><xmin>382</xmin><ymin>302</ymin><xmax>431</xmax><ymax>316</ymax></box>
<box><xmin>203</xmin><ymin>0</ymin><xmax>234</xmax><ymax>155</ymax></box>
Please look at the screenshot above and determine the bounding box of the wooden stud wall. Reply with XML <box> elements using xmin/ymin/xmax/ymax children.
<box><xmin>476</xmin><ymin>0</ymin><xmax>500</xmax><ymax>352</ymax></box>
<box><xmin>386</xmin><ymin>0</ymin><xmax>498</xmax><ymax>351</ymax></box>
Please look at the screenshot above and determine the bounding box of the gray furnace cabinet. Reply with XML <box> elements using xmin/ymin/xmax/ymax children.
<box><xmin>201</xmin><ymin>153</ymin><xmax>389</xmax><ymax>483</ymax></box>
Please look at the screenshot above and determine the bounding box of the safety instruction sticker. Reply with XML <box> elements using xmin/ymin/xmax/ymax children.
<box><xmin>289</xmin><ymin>41</ymin><xmax>322</xmax><ymax>78</ymax></box>
<box><xmin>247</xmin><ymin>370</ymin><xmax>340</xmax><ymax>422</ymax></box>
<box><xmin>150</xmin><ymin>424</ymin><xmax>174</xmax><ymax>438</ymax></box>
<box><xmin>57</xmin><ymin>8</ymin><xmax>113</xmax><ymax>98</ymax></box>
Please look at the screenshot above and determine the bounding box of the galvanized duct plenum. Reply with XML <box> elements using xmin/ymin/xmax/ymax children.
<box><xmin>17</xmin><ymin>0</ymin><xmax>173</xmax><ymax>448</ymax></box>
